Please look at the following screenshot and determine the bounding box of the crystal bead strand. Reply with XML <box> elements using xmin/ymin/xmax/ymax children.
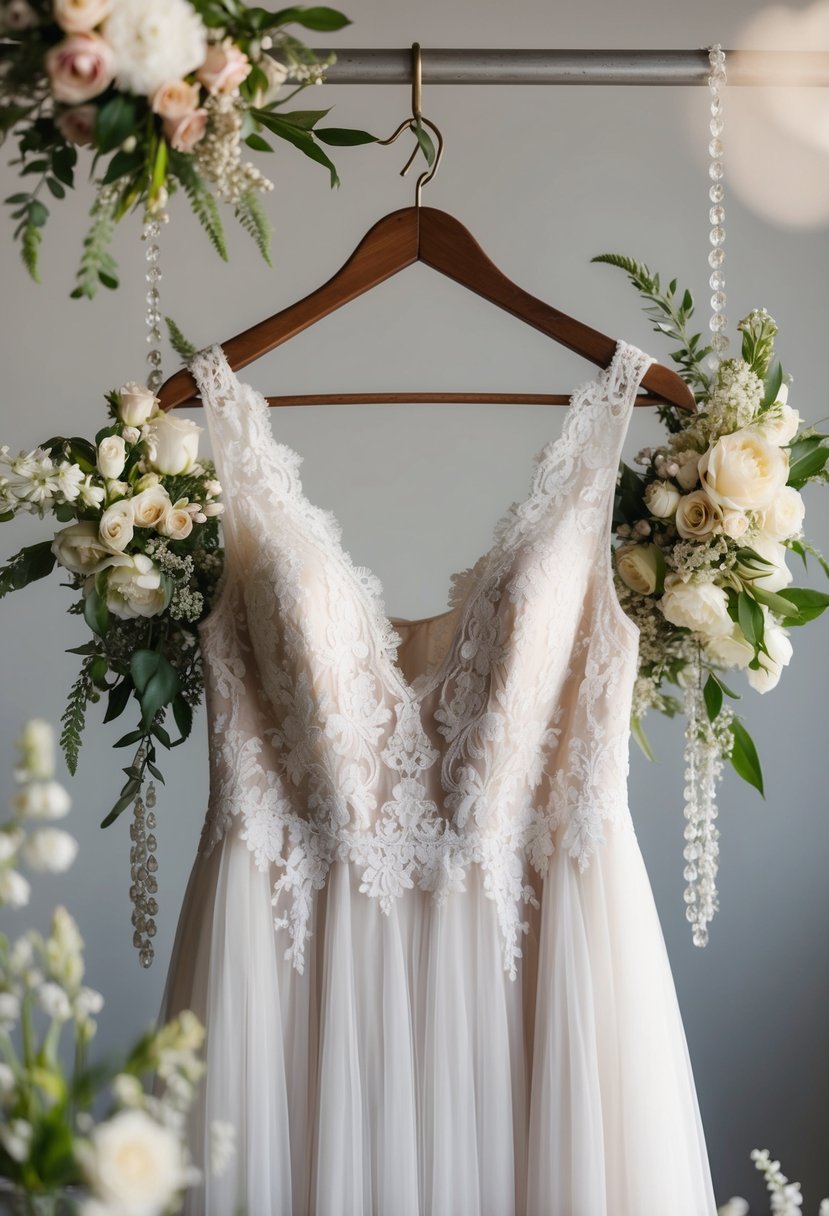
<box><xmin>141</xmin><ymin>203</ymin><xmax>169</xmax><ymax>394</ymax></box>
<box><xmin>682</xmin><ymin>648</ymin><xmax>722</xmax><ymax>947</ymax></box>
<box><xmin>707</xmin><ymin>45</ymin><xmax>729</xmax><ymax>373</ymax></box>
<box><xmin>128</xmin><ymin>749</ymin><xmax>159</xmax><ymax>967</ymax></box>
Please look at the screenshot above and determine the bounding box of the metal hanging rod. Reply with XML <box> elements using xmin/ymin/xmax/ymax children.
<box><xmin>306</xmin><ymin>48</ymin><xmax>829</xmax><ymax>86</ymax></box>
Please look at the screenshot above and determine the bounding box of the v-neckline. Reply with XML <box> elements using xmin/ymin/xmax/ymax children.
<box><xmin>200</xmin><ymin>340</ymin><xmax>640</xmax><ymax>708</ymax></box>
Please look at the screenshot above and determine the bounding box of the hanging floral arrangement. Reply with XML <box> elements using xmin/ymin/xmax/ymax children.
<box><xmin>595</xmin><ymin>255</ymin><xmax>829</xmax><ymax>945</ymax></box>
<box><xmin>0</xmin><ymin>0</ymin><xmax>377</xmax><ymax>294</ymax></box>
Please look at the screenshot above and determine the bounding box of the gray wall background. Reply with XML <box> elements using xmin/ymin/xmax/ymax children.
<box><xmin>1</xmin><ymin>0</ymin><xmax>827</xmax><ymax>1208</ymax></box>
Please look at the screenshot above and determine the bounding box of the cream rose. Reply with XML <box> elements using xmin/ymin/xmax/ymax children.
<box><xmin>659</xmin><ymin>574</ymin><xmax>733</xmax><ymax>638</ymax></box>
<box><xmin>81</xmin><ymin>1109</ymin><xmax>188</xmax><ymax>1213</ymax></box>
<box><xmin>751</xmin><ymin>399</ymin><xmax>800</xmax><ymax>448</ymax></box>
<box><xmin>52</xmin><ymin>521</ymin><xmax>114</xmax><ymax>575</ymax></box>
<box><xmin>746</xmin><ymin>619</ymin><xmax>793</xmax><ymax>693</ymax></box>
<box><xmin>158</xmin><ymin>501</ymin><xmax>194</xmax><ymax>541</ymax></box>
<box><xmin>721</xmin><ymin>509</ymin><xmax>749</xmax><ymax>539</ymax></box>
<box><xmin>45</xmin><ymin>32</ymin><xmax>115</xmax><ymax>104</ymax></box>
<box><xmin>54</xmin><ymin>103</ymin><xmax>97</xmax><ymax>146</ymax></box>
<box><xmin>96</xmin><ymin>435</ymin><xmax>127</xmax><ymax>481</ymax></box>
<box><xmin>145</xmin><ymin>414</ymin><xmax>202</xmax><ymax>476</ymax></box>
<box><xmin>615</xmin><ymin>543</ymin><xmax>660</xmax><ymax>595</ymax></box>
<box><xmin>104</xmin><ymin>554</ymin><xmax>166</xmax><ymax>619</ymax></box>
<box><xmin>98</xmin><ymin>501</ymin><xmax>134</xmax><ymax>553</ymax></box>
<box><xmin>130</xmin><ymin>485</ymin><xmax>171</xmax><ymax>529</ymax></box>
<box><xmin>674</xmin><ymin>489</ymin><xmax>723</xmax><ymax>539</ymax></box>
<box><xmin>150</xmin><ymin>79</ymin><xmax>201</xmax><ymax>120</ymax></box>
<box><xmin>704</xmin><ymin>628</ymin><xmax>754</xmax><ymax>670</ymax></box>
<box><xmin>757</xmin><ymin>485</ymin><xmax>805</xmax><ymax>541</ymax></box>
<box><xmin>644</xmin><ymin>479</ymin><xmax>681</xmax><ymax>518</ymax></box>
<box><xmin>53</xmin><ymin>0</ymin><xmax>111</xmax><ymax>33</ymax></box>
<box><xmin>196</xmin><ymin>41</ymin><xmax>251</xmax><ymax>94</ymax></box>
<box><xmin>162</xmin><ymin>108</ymin><xmax>208</xmax><ymax>153</ymax></box>
<box><xmin>698</xmin><ymin>430</ymin><xmax>789</xmax><ymax>511</ymax></box>
<box><xmin>117</xmin><ymin>383</ymin><xmax>159</xmax><ymax>428</ymax></box>
<box><xmin>675</xmin><ymin>451</ymin><xmax>702</xmax><ymax>491</ymax></box>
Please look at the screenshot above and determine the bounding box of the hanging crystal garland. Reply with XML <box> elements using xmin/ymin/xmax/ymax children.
<box><xmin>681</xmin><ymin>647</ymin><xmax>725</xmax><ymax>947</ymax></box>
<box><xmin>127</xmin><ymin>200</ymin><xmax>169</xmax><ymax>967</ymax></box>
<box><xmin>707</xmin><ymin>45</ymin><xmax>729</xmax><ymax>373</ymax></box>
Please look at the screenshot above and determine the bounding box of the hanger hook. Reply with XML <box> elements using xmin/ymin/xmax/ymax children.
<box><xmin>375</xmin><ymin>41</ymin><xmax>444</xmax><ymax>206</ymax></box>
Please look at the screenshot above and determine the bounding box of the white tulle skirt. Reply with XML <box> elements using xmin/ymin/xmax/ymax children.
<box><xmin>160</xmin><ymin>813</ymin><xmax>717</xmax><ymax>1216</ymax></box>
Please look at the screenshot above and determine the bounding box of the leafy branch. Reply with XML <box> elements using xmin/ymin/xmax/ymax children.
<box><xmin>591</xmin><ymin>253</ymin><xmax>713</xmax><ymax>417</ymax></box>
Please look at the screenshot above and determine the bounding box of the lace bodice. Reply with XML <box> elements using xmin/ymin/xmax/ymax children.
<box><xmin>188</xmin><ymin>340</ymin><xmax>654</xmax><ymax>978</ymax></box>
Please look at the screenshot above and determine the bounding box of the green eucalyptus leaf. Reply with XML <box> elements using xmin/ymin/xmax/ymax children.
<box><xmin>749</xmin><ymin>584</ymin><xmax>802</xmax><ymax>619</ymax></box>
<box><xmin>703</xmin><ymin>673</ymin><xmax>723</xmax><ymax>722</ymax></box>
<box><xmin>776</xmin><ymin>587</ymin><xmax>829</xmax><ymax>624</ymax></box>
<box><xmin>730</xmin><ymin>719</ymin><xmax>765</xmax><ymax>797</ymax></box>
<box><xmin>315</xmin><ymin>127</ymin><xmax>378</xmax><ymax>146</ymax></box>
<box><xmin>737</xmin><ymin>592</ymin><xmax>764</xmax><ymax>646</ymax></box>
<box><xmin>269</xmin><ymin>5</ymin><xmax>351</xmax><ymax>30</ymax></box>
<box><xmin>82</xmin><ymin>587</ymin><xmax>109</xmax><ymax>637</ymax></box>
<box><xmin>761</xmin><ymin>360</ymin><xmax>783</xmax><ymax>409</ymax></box>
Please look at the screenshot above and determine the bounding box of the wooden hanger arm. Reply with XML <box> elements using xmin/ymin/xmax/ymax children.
<box><xmin>157</xmin><ymin>209</ymin><xmax>420</xmax><ymax>410</ymax></box>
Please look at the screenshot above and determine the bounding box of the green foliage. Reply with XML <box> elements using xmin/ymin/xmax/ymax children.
<box><xmin>234</xmin><ymin>188</ymin><xmax>273</xmax><ymax>265</ymax></box>
<box><xmin>71</xmin><ymin>187</ymin><xmax>120</xmax><ymax>299</ymax></box>
<box><xmin>591</xmin><ymin>253</ymin><xmax>712</xmax><ymax>415</ymax></box>
<box><xmin>165</xmin><ymin>316</ymin><xmax>199</xmax><ymax>361</ymax></box>
<box><xmin>21</xmin><ymin>219</ymin><xmax>42</xmax><ymax>282</ymax></box>
<box><xmin>729</xmin><ymin>718</ymin><xmax>765</xmax><ymax>796</ymax></box>
<box><xmin>785</xmin><ymin>431</ymin><xmax>829</xmax><ymax>489</ymax></box>
<box><xmin>60</xmin><ymin>656</ymin><xmax>95</xmax><ymax>776</ymax></box>
<box><xmin>738</xmin><ymin>309</ymin><xmax>779</xmax><ymax>379</ymax></box>
<box><xmin>252</xmin><ymin>107</ymin><xmax>341</xmax><ymax>186</ymax></box>
<box><xmin>168</xmin><ymin>151</ymin><xmax>228</xmax><ymax>261</ymax></box>
<box><xmin>0</xmin><ymin>542</ymin><xmax>57</xmax><ymax>598</ymax></box>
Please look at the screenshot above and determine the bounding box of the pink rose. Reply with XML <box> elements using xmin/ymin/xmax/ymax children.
<box><xmin>3</xmin><ymin>0</ymin><xmax>37</xmax><ymax>30</ymax></box>
<box><xmin>163</xmin><ymin>108</ymin><xmax>208</xmax><ymax>152</ymax></box>
<box><xmin>45</xmin><ymin>32</ymin><xmax>115</xmax><ymax>104</ymax></box>
<box><xmin>55</xmin><ymin>104</ymin><xmax>97</xmax><ymax>146</ymax></box>
<box><xmin>196</xmin><ymin>42</ymin><xmax>251</xmax><ymax>95</ymax></box>
<box><xmin>150</xmin><ymin>79</ymin><xmax>201</xmax><ymax>121</ymax></box>
<box><xmin>53</xmin><ymin>0</ymin><xmax>111</xmax><ymax>34</ymax></box>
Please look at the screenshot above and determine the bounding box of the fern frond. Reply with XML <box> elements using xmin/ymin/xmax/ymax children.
<box><xmin>234</xmin><ymin>188</ymin><xmax>273</xmax><ymax>266</ymax></box>
<box><xmin>169</xmin><ymin>153</ymin><xmax>228</xmax><ymax>261</ymax></box>
<box><xmin>72</xmin><ymin>186</ymin><xmax>119</xmax><ymax>300</ymax></box>
<box><xmin>165</xmin><ymin>316</ymin><xmax>199</xmax><ymax>361</ymax></box>
<box><xmin>21</xmin><ymin>220</ymin><xmax>41</xmax><ymax>283</ymax></box>
<box><xmin>60</xmin><ymin>655</ymin><xmax>94</xmax><ymax>775</ymax></box>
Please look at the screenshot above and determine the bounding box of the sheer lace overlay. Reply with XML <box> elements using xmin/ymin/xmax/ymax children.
<box><xmin>187</xmin><ymin>340</ymin><xmax>653</xmax><ymax>980</ymax></box>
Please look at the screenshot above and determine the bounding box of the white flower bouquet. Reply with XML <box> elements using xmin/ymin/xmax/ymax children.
<box><xmin>0</xmin><ymin>720</ymin><xmax>227</xmax><ymax>1215</ymax></box>
<box><xmin>0</xmin><ymin>0</ymin><xmax>376</xmax><ymax>293</ymax></box>
<box><xmin>594</xmin><ymin>255</ymin><xmax>829</xmax><ymax>943</ymax></box>
<box><xmin>0</xmin><ymin>381</ymin><xmax>222</xmax><ymax>844</ymax></box>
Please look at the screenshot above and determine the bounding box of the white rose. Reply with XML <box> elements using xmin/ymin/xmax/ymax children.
<box><xmin>52</xmin><ymin>521</ymin><xmax>114</xmax><ymax>575</ymax></box>
<box><xmin>644</xmin><ymin>479</ymin><xmax>681</xmax><ymax>518</ymax></box>
<box><xmin>0</xmin><ymin>868</ymin><xmax>30</xmax><ymax>908</ymax></box>
<box><xmin>96</xmin><ymin>435</ymin><xmax>127</xmax><ymax>480</ymax></box>
<box><xmin>130</xmin><ymin>485</ymin><xmax>171</xmax><ymax>529</ymax></box>
<box><xmin>704</xmin><ymin>628</ymin><xmax>754</xmax><ymax>669</ymax></box>
<box><xmin>38</xmin><ymin>981</ymin><xmax>73</xmax><ymax>1022</ymax></box>
<box><xmin>81</xmin><ymin>1109</ymin><xmax>189</xmax><ymax>1215</ymax></box>
<box><xmin>134</xmin><ymin>472</ymin><xmax>161</xmax><ymax>493</ymax></box>
<box><xmin>757</xmin><ymin>485</ymin><xmax>806</xmax><ymax>541</ymax></box>
<box><xmin>121</xmin><ymin>426</ymin><xmax>140</xmax><ymax>445</ymax></box>
<box><xmin>746</xmin><ymin>620</ymin><xmax>793</xmax><ymax>693</ymax></box>
<box><xmin>98</xmin><ymin>500</ymin><xmax>134</xmax><ymax>553</ymax></box>
<box><xmin>105</xmin><ymin>554</ymin><xmax>166</xmax><ymax>620</ymax></box>
<box><xmin>721</xmin><ymin>509</ymin><xmax>749</xmax><ymax>539</ymax></box>
<box><xmin>145</xmin><ymin>414</ymin><xmax>202</xmax><ymax>476</ymax></box>
<box><xmin>157</xmin><ymin>502</ymin><xmax>194</xmax><ymax>541</ymax></box>
<box><xmin>53</xmin><ymin>0</ymin><xmax>111</xmax><ymax>33</ymax></box>
<box><xmin>659</xmin><ymin>574</ymin><xmax>733</xmax><ymax>638</ymax></box>
<box><xmin>675</xmin><ymin>489</ymin><xmax>723</xmax><ymax>539</ymax></box>
<box><xmin>751</xmin><ymin>401</ymin><xmax>800</xmax><ymax>447</ymax></box>
<box><xmin>0</xmin><ymin>828</ymin><xmax>22</xmax><ymax>863</ymax></box>
<box><xmin>698</xmin><ymin>430</ymin><xmax>789</xmax><ymax>511</ymax></box>
<box><xmin>117</xmin><ymin>383</ymin><xmax>159</xmax><ymax>428</ymax></box>
<box><xmin>739</xmin><ymin>535</ymin><xmax>793</xmax><ymax>593</ymax></box>
<box><xmin>614</xmin><ymin>543</ymin><xmax>660</xmax><ymax>595</ymax></box>
<box><xmin>17</xmin><ymin>718</ymin><xmax>54</xmax><ymax>780</ymax></box>
<box><xmin>11</xmin><ymin>780</ymin><xmax>71</xmax><ymax>821</ymax></box>
<box><xmin>202</xmin><ymin>501</ymin><xmax>224</xmax><ymax>517</ymax></box>
<box><xmin>23</xmin><ymin>828</ymin><xmax>78</xmax><ymax>874</ymax></box>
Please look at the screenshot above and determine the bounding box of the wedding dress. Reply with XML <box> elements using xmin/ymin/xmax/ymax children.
<box><xmin>160</xmin><ymin>339</ymin><xmax>718</xmax><ymax>1216</ymax></box>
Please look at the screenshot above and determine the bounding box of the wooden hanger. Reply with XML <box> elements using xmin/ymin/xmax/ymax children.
<box><xmin>157</xmin><ymin>46</ymin><xmax>696</xmax><ymax>417</ymax></box>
